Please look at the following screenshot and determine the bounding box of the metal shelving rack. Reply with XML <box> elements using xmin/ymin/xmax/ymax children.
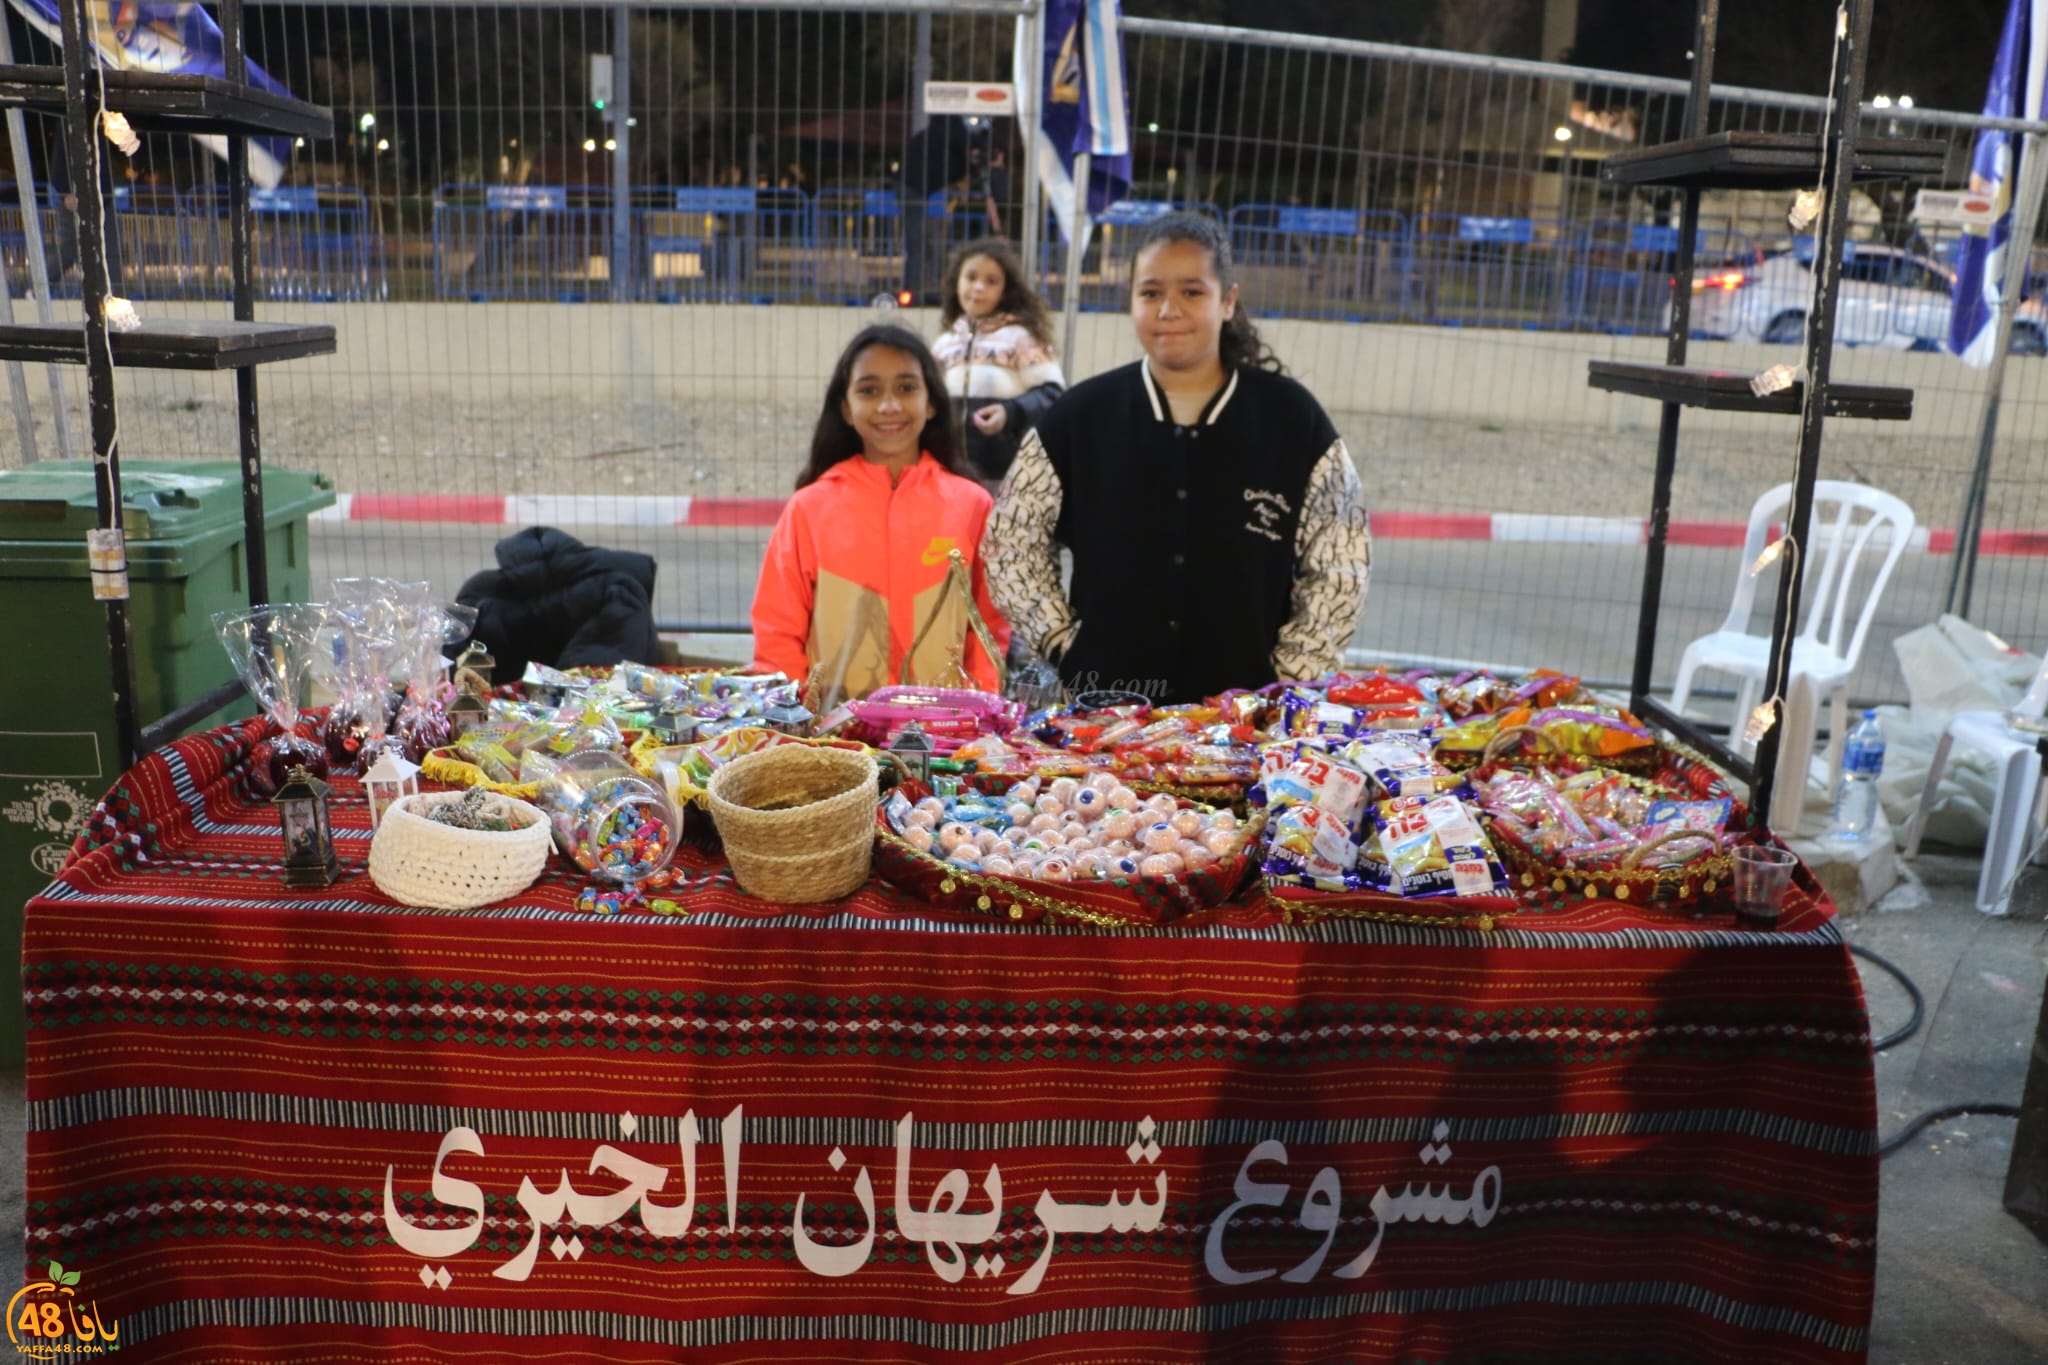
<box><xmin>1587</xmin><ymin>0</ymin><xmax>1931</xmax><ymax>826</ymax></box>
<box><xmin>0</xmin><ymin>0</ymin><xmax>336</xmax><ymax>768</ymax></box>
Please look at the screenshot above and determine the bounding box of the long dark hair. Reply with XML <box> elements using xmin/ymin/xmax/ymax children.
<box><xmin>1129</xmin><ymin>211</ymin><xmax>1284</xmax><ymax>374</ymax></box>
<box><xmin>937</xmin><ymin>237</ymin><xmax>1057</xmax><ymax>351</ymax></box>
<box><xmin>796</xmin><ymin>325</ymin><xmax>964</xmax><ymax>490</ymax></box>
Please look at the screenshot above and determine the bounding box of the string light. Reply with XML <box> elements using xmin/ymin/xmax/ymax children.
<box><xmin>1740</xmin><ymin>537</ymin><xmax>1802</xmax><ymax>748</ymax></box>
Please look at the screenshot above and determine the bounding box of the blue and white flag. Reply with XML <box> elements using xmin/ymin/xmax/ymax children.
<box><xmin>1024</xmin><ymin>0</ymin><xmax>1132</xmax><ymax>244</ymax></box>
<box><xmin>1949</xmin><ymin>0</ymin><xmax>2048</xmax><ymax>367</ymax></box>
<box><xmin>5</xmin><ymin>0</ymin><xmax>296</xmax><ymax>188</ymax></box>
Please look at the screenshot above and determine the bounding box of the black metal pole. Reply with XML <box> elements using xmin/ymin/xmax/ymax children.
<box><xmin>219</xmin><ymin>0</ymin><xmax>269</xmax><ymax>608</ymax></box>
<box><xmin>60</xmin><ymin>0</ymin><xmax>141</xmax><ymax>770</ymax></box>
<box><xmin>1628</xmin><ymin>0</ymin><xmax>1718</xmax><ymax>716</ymax></box>
<box><xmin>1749</xmin><ymin>0</ymin><xmax>1875</xmax><ymax>829</ymax></box>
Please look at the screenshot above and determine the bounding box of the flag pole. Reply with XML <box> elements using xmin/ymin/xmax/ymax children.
<box><xmin>1016</xmin><ymin>3</ymin><xmax>1045</xmax><ymax>288</ymax></box>
<box><xmin>1947</xmin><ymin>128</ymin><xmax>2048</xmax><ymax>617</ymax></box>
<box><xmin>1061</xmin><ymin>151</ymin><xmax>1091</xmax><ymax>367</ymax></box>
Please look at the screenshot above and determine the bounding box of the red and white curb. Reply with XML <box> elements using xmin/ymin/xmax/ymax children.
<box><xmin>309</xmin><ymin>495</ymin><xmax>2048</xmax><ymax>557</ymax></box>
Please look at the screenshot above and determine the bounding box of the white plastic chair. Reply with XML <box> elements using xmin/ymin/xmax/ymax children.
<box><xmin>1669</xmin><ymin>481</ymin><xmax>1917</xmax><ymax>816</ymax></box>
<box><xmin>1902</xmin><ymin>651</ymin><xmax>2048</xmax><ymax>916</ymax></box>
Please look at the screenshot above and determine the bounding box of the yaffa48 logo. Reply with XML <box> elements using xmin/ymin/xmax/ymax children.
<box><xmin>6</xmin><ymin>1260</ymin><xmax>118</xmax><ymax>1354</ymax></box>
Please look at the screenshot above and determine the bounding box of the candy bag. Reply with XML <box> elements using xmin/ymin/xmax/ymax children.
<box><xmin>1280</xmin><ymin>689</ymin><xmax>1368</xmax><ymax>740</ymax></box>
<box><xmin>1262</xmin><ymin>804</ymin><xmax>1363</xmax><ymax>887</ymax></box>
<box><xmin>1374</xmin><ymin>795</ymin><xmax>1510</xmax><ymax>899</ymax></box>
<box><xmin>1344</xmin><ymin>735</ymin><xmax>1459</xmax><ymax>800</ymax></box>
<box><xmin>1260</xmin><ymin>750</ymin><xmax>1370</xmax><ymax>831</ymax></box>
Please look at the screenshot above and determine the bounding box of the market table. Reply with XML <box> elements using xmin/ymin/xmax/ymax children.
<box><xmin>21</xmin><ymin>723</ymin><xmax>1879</xmax><ymax>1363</ymax></box>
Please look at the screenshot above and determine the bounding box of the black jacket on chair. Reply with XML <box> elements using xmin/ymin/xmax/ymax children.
<box><xmin>456</xmin><ymin>527</ymin><xmax>661</xmax><ymax>681</ymax></box>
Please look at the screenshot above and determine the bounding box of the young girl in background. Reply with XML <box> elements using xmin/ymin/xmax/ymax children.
<box><xmin>930</xmin><ymin>238</ymin><xmax>1067</xmax><ymax>488</ymax></box>
<box><xmin>750</xmin><ymin>325</ymin><xmax>1010</xmax><ymax>701</ymax></box>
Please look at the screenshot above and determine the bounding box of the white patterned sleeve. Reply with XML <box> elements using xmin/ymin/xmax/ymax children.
<box><xmin>981</xmin><ymin>430</ymin><xmax>1080</xmax><ymax>662</ymax></box>
<box><xmin>1272</xmin><ymin>438</ymin><xmax>1371</xmax><ymax>683</ymax></box>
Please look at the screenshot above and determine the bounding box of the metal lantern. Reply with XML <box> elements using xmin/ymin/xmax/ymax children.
<box><xmin>272</xmin><ymin>765</ymin><xmax>340</xmax><ymax>886</ymax></box>
<box><xmin>454</xmin><ymin>639</ymin><xmax>496</xmax><ymax>693</ymax></box>
<box><xmin>362</xmin><ymin>751</ymin><xmax>422</xmax><ymax>831</ymax></box>
<box><xmin>447</xmin><ymin>688</ymin><xmax>491</xmax><ymax>737</ymax></box>
<box><xmin>887</xmin><ymin>721</ymin><xmax>937</xmax><ymax>787</ymax></box>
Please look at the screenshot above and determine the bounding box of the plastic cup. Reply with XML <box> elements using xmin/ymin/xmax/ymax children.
<box><xmin>1732</xmin><ymin>845</ymin><xmax>1798</xmax><ymax>927</ymax></box>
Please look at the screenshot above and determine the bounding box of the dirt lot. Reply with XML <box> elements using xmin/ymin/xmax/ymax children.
<box><xmin>6</xmin><ymin>387</ymin><xmax>2037</xmax><ymax>531</ymax></box>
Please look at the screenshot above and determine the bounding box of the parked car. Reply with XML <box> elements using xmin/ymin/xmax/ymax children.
<box><xmin>1671</xmin><ymin>242</ymin><xmax>2048</xmax><ymax>354</ymax></box>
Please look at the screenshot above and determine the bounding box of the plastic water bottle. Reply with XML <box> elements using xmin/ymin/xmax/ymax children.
<box><xmin>1830</xmin><ymin>710</ymin><xmax>1887</xmax><ymax>840</ymax></box>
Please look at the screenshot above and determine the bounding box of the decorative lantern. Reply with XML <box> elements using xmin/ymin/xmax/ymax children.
<box><xmin>362</xmin><ymin>751</ymin><xmax>422</xmax><ymax>832</ymax></box>
<box><xmin>272</xmin><ymin>765</ymin><xmax>340</xmax><ymax>886</ymax></box>
<box><xmin>447</xmin><ymin>688</ymin><xmax>490</xmax><ymax>737</ymax></box>
<box><xmin>453</xmin><ymin>639</ymin><xmax>496</xmax><ymax>694</ymax></box>
<box><xmin>887</xmin><ymin>721</ymin><xmax>937</xmax><ymax>787</ymax></box>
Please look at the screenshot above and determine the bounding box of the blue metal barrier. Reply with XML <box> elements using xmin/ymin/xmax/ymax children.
<box><xmin>0</xmin><ymin>183</ymin><xmax>66</xmax><ymax>298</ymax></box>
<box><xmin>433</xmin><ymin>184</ymin><xmax>613</xmax><ymax>301</ymax></box>
<box><xmin>1409</xmin><ymin>213</ymin><xmax>1591</xmax><ymax>328</ymax></box>
<box><xmin>1578</xmin><ymin>220</ymin><xmax>1757</xmax><ymax>335</ymax></box>
<box><xmin>1071</xmin><ymin>200</ymin><xmax>1223</xmax><ymax>309</ymax></box>
<box><xmin>184</xmin><ymin>184</ymin><xmax>379</xmax><ymax>302</ymax></box>
<box><xmin>642</xmin><ymin>186</ymin><xmax>810</xmax><ymax>303</ymax></box>
<box><xmin>812</xmin><ymin>187</ymin><xmax>906</xmax><ymax>303</ymax></box>
<box><xmin>1226</xmin><ymin>204</ymin><xmax>1408</xmax><ymax>322</ymax></box>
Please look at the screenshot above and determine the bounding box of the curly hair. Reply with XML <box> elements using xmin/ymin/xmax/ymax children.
<box><xmin>937</xmin><ymin>237</ymin><xmax>1058</xmax><ymax>352</ymax></box>
<box><xmin>1128</xmin><ymin>211</ymin><xmax>1284</xmax><ymax>374</ymax></box>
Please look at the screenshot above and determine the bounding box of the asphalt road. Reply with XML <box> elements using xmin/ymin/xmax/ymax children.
<box><xmin>309</xmin><ymin>522</ymin><xmax>2048</xmax><ymax>706</ymax></box>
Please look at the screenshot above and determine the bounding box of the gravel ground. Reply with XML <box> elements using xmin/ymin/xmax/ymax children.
<box><xmin>3</xmin><ymin>388</ymin><xmax>2035</xmax><ymax>528</ymax></box>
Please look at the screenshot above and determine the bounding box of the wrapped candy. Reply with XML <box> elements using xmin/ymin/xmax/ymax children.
<box><xmin>1372</xmin><ymin>795</ymin><xmax>1511</xmax><ymax>900</ymax></box>
<box><xmin>322</xmin><ymin>579</ymin><xmax>416</xmax><ymax>771</ymax></box>
<box><xmin>1343</xmin><ymin>735</ymin><xmax>1459</xmax><ymax>800</ymax></box>
<box><xmin>213</xmin><ymin>602</ymin><xmax>335</xmax><ymax>792</ymax></box>
<box><xmin>380</xmin><ymin>587</ymin><xmax>479</xmax><ymax>763</ymax></box>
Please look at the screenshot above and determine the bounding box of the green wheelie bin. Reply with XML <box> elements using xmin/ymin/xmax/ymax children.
<box><xmin>0</xmin><ymin>459</ymin><xmax>334</xmax><ymax>1064</ymax></box>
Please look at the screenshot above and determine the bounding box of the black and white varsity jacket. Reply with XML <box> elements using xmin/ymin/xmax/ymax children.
<box><xmin>982</xmin><ymin>359</ymin><xmax>1371</xmax><ymax>703</ymax></box>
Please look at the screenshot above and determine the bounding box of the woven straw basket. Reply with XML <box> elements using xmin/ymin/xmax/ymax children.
<box><xmin>368</xmin><ymin>790</ymin><xmax>554</xmax><ymax>910</ymax></box>
<box><xmin>707</xmin><ymin>745</ymin><xmax>878</xmax><ymax>902</ymax></box>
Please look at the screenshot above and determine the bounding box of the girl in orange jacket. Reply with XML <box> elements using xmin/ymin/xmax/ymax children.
<box><xmin>750</xmin><ymin>324</ymin><xmax>1012</xmax><ymax>701</ymax></box>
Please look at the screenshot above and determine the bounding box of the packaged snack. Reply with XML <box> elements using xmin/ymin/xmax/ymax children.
<box><xmin>1325</xmin><ymin>672</ymin><xmax>1426</xmax><ymax>709</ymax></box>
<box><xmin>1262</xmin><ymin>804</ymin><xmax>1362</xmax><ymax>885</ymax></box>
<box><xmin>1373</xmin><ymin>795</ymin><xmax>1511</xmax><ymax>899</ymax></box>
<box><xmin>1528</xmin><ymin>708</ymin><xmax>1656</xmax><ymax>760</ymax></box>
<box><xmin>1430</xmin><ymin>713</ymin><xmax>1506</xmax><ymax>762</ymax></box>
<box><xmin>1281</xmin><ymin>689</ymin><xmax>1368</xmax><ymax>740</ymax></box>
<box><xmin>1645</xmin><ymin>798</ymin><xmax>1734</xmax><ymax>837</ymax></box>
<box><xmin>1261</xmin><ymin>751</ymin><xmax>1370</xmax><ymax>830</ymax></box>
<box><xmin>1344</xmin><ymin>735</ymin><xmax>1459</xmax><ymax>800</ymax></box>
<box><xmin>454</xmin><ymin>733</ymin><xmax>520</xmax><ymax>784</ymax></box>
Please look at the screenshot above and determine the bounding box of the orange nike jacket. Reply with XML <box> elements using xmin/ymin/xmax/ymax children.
<box><xmin>750</xmin><ymin>453</ymin><xmax>1011</xmax><ymax>697</ymax></box>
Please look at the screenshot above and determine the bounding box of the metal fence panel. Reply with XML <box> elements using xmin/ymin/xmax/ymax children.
<box><xmin>2</xmin><ymin>5</ymin><xmax>2044</xmax><ymax>700</ymax></box>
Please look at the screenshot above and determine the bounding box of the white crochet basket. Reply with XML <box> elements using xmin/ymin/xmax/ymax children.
<box><xmin>368</xmin><ymin>790</ymin><xmax>554</xmax><ymax>910</ymax></box>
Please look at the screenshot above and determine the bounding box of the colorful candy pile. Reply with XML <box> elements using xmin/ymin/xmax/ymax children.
<box><xmin>885</xmin><ymin>775</ymin><xmax>1247</xmax><ymax>884</ymax></box>
<box><xmin>1472</xmin><ymin>768</ymin><xmax>1733</xmax><ymax>872</ymax></box>
<box><xmin>569</xmin><ymin>777</ymin><xmax>677</xmax><ymax>882</ymax></box>
<box><xmin>1256</xmin><ymin>733</ymin><xmax>1511</xmax><ymax>899</ymax></box>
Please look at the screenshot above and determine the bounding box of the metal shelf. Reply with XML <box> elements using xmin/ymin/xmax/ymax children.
<box><xmin>0</xmin><ymin>66</ymin><xmax>333</xmax><ymax>139</ymax></box>
<box><xmin>1600</xmin><ymin>130</ymin><xmax>1947</xmax><ymax>190</ymax></box>
<box><xmin>0</xmin><ymin>319</ymin><xmax>337</xmax><ymax>370</ymax></box>
<box><xmin>1588</xmin><ymin>360</ymin><xmax>1914</xmax><ymax>421</ymax></box>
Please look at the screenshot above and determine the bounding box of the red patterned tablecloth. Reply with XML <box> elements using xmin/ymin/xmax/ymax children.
<box><xmin>21</xmin><ymin>723</ymin><xmax>1878</xmax><ymax>1363</ymax></box>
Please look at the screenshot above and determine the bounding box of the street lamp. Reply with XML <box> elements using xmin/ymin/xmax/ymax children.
<box><xmin>358</xmin><ymin>111</ymin><xmax>377</xmax><ymax>132</ymax></box>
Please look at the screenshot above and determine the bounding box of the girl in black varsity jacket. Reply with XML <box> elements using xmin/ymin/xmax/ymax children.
<box><xmin>981</xmin><ymin>212</ymin><xmax>1371</xmax><ymax>704</ymax></box>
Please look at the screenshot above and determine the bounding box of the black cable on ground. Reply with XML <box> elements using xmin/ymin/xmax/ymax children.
<box><xmin>1877</xmin><ymin>1102</ymin><xmax>2023</xmax><ymax>1159</ymax></box>
<box><xmin>1848</xmin><ymin>943</ymin><xmax>1924</xmax><ymax>1052</ymax></box>
<box><xmin>1847</xmin><ymin>943</ymin><xmax>2023</xmax><ymax>1159</ymax></box>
